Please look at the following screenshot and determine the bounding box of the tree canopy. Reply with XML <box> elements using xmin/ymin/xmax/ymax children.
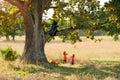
<box><xmin>104</xmin><ymin>0</ymin><xmax>120</xmax><ymax>40</ymax></box>
<box><xmin>0</xmin><ymin>1</ymin><xmax>24</xmax><ymax>40</ymax></box>
<box><xmin>52</xmin><ymin>0</ymin><xmax>104</xmax><ymax>43</ymax></box>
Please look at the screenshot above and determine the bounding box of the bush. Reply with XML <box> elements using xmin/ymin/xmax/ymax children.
<box><xmin>0</xmin><ymin>46</ymin><xmax>19</xmax><ymax>61</ymax></box>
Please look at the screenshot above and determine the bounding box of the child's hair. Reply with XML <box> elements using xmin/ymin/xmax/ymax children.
<box><xmin>72</xmin><ymin>54</ymin><xmax>75</xmax><ymax>57</ymax></box>
<box><xmin>63</xmin><ymin>51</ymin><xmax>66</xmax><ymax>55</ymax></box>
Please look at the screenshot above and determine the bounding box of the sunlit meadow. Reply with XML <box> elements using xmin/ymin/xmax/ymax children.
<box><xmin>0</xmin><ymin>36</ymin><xmax>120</xmax><ymax>80</ymax></box>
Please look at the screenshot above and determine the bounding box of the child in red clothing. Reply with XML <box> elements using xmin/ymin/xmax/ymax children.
<box><xmin>70</xmin><ymin>54</ymin><xmax>75</xmax><ymax>65</ymax></box>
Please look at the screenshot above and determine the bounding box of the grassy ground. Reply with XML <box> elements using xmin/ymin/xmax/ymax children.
<box><xmin>0</xmin><ymin>36</ymin><xmax>120</xmax><ymax>80</ymax></box>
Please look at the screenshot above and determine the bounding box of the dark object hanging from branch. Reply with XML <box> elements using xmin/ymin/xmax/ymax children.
<box><xmin>48</xmin><ymin>20</ymin><xmax>58</xmax><ymax>36</ymax></box>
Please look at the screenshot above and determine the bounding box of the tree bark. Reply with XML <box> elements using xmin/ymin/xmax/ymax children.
<box><xmin>20</xmin><ymin>0</ymin><xmax>48</xmax><ymax>65</ymax></box>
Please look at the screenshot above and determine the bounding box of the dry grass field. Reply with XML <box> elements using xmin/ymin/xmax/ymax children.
<box><xmin>0</xmin><ymin>36</ymin><xmax>120</xmax><ymax>80</ymax></box>
<box><xmin>1</xmin><ymin>36</ymin><xmax>119</xmax><ymax>61</ymax></box>
<box><xmin>45</xmin><ymin>36</ymin><xmax>120</xmax><ymax>62</ymax></box>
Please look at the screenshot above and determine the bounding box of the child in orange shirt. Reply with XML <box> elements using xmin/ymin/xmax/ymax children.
<box><xmin>63</xmin><ymin>51</ymin><xmax>67</xmax><ymax>63</ymax></box>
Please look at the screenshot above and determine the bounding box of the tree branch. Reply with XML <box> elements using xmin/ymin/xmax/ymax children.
<box><xmin>5</xmin><ymin>0</ymin><xmax>24</xmax><ymax>9</ymax></box>
<box><xmin>24</xmin><ymin>0</ymin><xmax>33</xmax><ymax>7</ymax></box>
<box><xmin>56</xmin><ymin>28</ymin><xmax>79</xmax><ymax>36</ymax></box>
<box><xmin>5</xmin><ymin>0</ymin><xmax>32</xmax><ymax>19</ymax></box>
<box><xmin>42</xmin><ymin>0</ymin><xmax>52</xmax><ymax>10</ymax></box>
<box><xmin>45</xmin><ymin>27</ymin><xmax>79</xmax><ymax>42</ymax></box>
<box><xmin>46</xmin><ymin>6</ymin><xmax>58</xmax><ymax>9</ymax></box>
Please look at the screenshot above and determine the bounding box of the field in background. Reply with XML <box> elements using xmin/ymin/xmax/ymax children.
<box><xmin>0</xmin><ymin>36</ymin><xmax>120</xmax><ymax>80</ymax></box>
<box><xmin>0</xmin><ymin>36</ymin><xmax>120</xmax><ymax>62</ymax></box>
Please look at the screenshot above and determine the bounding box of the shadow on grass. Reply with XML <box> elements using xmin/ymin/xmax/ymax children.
<box><xmin>42</xmin><ymin>61</ymin><xmax>120</xmax><ymax>79</ymax></box>
<box><xmin>11</xmin><ymin>61</ymin><xmax>120</xmax><ymax>79</ymax></box>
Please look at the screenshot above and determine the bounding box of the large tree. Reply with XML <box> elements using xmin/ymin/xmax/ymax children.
<box><xmin>4</xmin><ymin>0</ymin><xmax>105</xmax><ymax>65</ymax></box>
<box><xmin>4</xmin><ymin>0</ymin><xmax>55</xmax><ymax>64</ymax></box>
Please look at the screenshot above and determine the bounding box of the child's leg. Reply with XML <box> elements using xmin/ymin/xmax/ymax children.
<box><xmin>63</xmin><ymin>60</ymin><xmax>66</xmax><ymax>63</ymax></box>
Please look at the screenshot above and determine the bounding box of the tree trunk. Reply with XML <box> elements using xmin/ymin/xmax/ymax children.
<box><xmin>6</xmin><ymin>35</ymin><xmax>10</xmax><ymax>41</ymax></box>
<box><xmin>21</xmin><ymin>25</ymin><xmax>48</xmax><ymax>64</ymax></box>
<box><xmin>20</xmin><ymin>0</ymin><xmax>48</xmax><ymax>65</ymax></box>
<box><xmin>12</xmin><ymin>29</ymin><xmax>16</xmax><ymax>41</ymax></box>
<box><xmin>12</xmin><ymin>36</ymin><xmax>15</xmax><ymax>41</ymax></box>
